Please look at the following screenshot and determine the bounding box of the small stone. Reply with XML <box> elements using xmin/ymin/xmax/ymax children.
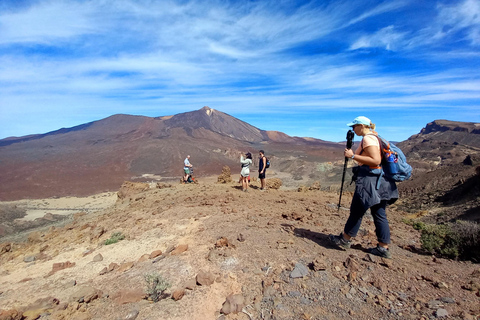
<box><xmin>287</xmin><ymin>291</ymin><xmax>302</xmax><ymax>297</ymax></box>
<box><xmin>184</xmin><ymin>279</ymin><xmax>196</xmax><ymax>290</ymax></box>
<box><xmin>172</xmin><ymin>289</ymin><xmax>185</xmax><ymax>301</ymax></box>
<box><xmin>215</xmin><ymin>237</ymin><xmax>235</xmax><ymax>248</ymax></box>
<box><xmin>290</xmin><ymin>263</ymin><xmax>309</xmax><ymax>278</ymax></box>
<box><xmin>112</xmin><ymin>289</ymin><xmax>145</xmax><ymax>305</ymax></box>
<box><xmin>47</xmin><ymin>261</ymin><xmax>75</xmax><ymax>276</ymax></box>
<box><xmin>170</xmin><ymin>244</ymin><xmax>188</xmax><ymax>255</ymax></box>
<box><xmin>137</xmin><ymin>254</ymin><xmax>150</xmax><ymax>262</ymax></box>
<box><xmin>118</xmin><ymin>262</ymin><xmax>134</xmax><ymax>273</ymax></box>
<box><xmin>0</xmin><ymin>243</ymin><xmax>11</xmax><ymax>255</ymax></box>
<box><xmin>439</xmin><ymin>297</ymin><xmax>455</xmax><ymax>304</ymax></box>
<box><xmin>428</xmin><ymin>300</ymin><xmax>443</xmax><ymax>309</ymax></box>
<box><xmin>312</xmin><ymin>257</ymin><xmax>327</xmax><ymax>271</ymax></box>
<box><xmin>70</xmin><ymin>286</ymin><xmax>101</xmax><ymax>303</ymax></box>
<box><xmin>435</xmin><ymin>282</ymin><xmax>448</xmax><ymax>289</ymax></box>
<box><xmin>99</xmin><ymin>267</ymin><xmax>108</xmax><ymax>275</ymax></box>
<box><xmin>435</xmin><ymin>308</ymin><xmax>448</xmax><ymax>318</ymax></box>
<box><xmin>92</xmin><ymin>254</ymin><xmax>103</xmax><ymax>262</ymax></box>
<box><xmin>237</xmin><ymin>233</ymin><xmax>245</xmax><ymax>242</ymax></box>
<box><xmin>124</xmin><ymin>310</ymin><xmax>139</xmax><ymax>320</ymax></box>
<box><xmin>344</xmin><ymin>256</ymin><xmax>360</xmax><ymax>271</ymax></box>
<box><xmin>364</xmin><ymin>254</ymin><xmax>377</xmax><ymax>263</ymax></box>
<box><xmin>108</xmin><ymin>263</ymin><xmax>119</xmax><ymax>271</ymax></box>
<box><xmin>82</xmin><ymin>249</ymin><xmax>94</xmax><ymax>257</ymax></box>
<box><xmin>149</xmin><ymin>250</ymin><xmax>163</xmax><ymax>259</ymax></box>
<box><xmin>347</xmin><ymin>271</ymin><xmax>357</xmax><ymax>282</ymax></box>
<box><xmin>220</xmin><ymin>294</ymin><xmax>244</xmax><ymax>315</ymax></box>
<box><xmin>24</xmin><ymin>256</ymin><xmax>36</xmax><ymax>263</ymax></box>
<box><xmin>196</xmin><ymin>270</ymin><xmax>215</xmax><ymax>286</ymax></box>
<box><xmin>152</xmin><ymin>255</ymin><xmax>165</xmax><ymax>263</ymax></box>
<box><xmin>380</xmin><ymin>258</ymin><xmax>393</xmax><ymax>268</ymax></box>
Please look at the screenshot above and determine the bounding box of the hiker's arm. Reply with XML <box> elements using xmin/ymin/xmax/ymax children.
<box><xmin>344</xmin><ymin>146</ymin><xmax>381</xmax><ymax>167</ymax></box>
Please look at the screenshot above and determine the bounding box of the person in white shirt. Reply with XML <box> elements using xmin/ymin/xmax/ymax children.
<box><xmin>184</xmin><ymin>155</ymin><xmax>192</xmax><ymax>183</ymax></box>
<box><xmin>240</xmin><ymin>152</ymin><xmax>253</xmax><ymax>192</ymax></box>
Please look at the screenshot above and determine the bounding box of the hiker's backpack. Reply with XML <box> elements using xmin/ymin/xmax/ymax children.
<box><xmin>375</xmin><ymin>135</ymin><xmax>412</xmax><ymax>182</ymax></box>
<box><xmin>265</xmin><ymin>157</ymin><xmax>270</xmax><ymax>168</ymax></box>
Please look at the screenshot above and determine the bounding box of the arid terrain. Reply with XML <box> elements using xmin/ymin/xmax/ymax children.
<box><xmin>0</xmin><ymin>173</ymin><xmax>479</xmax><ymax>320</ymax></box>
<box><xmin>1</xmin><ymin>111</ymin><xmax>479</xmax><ymax>319</ymax></box>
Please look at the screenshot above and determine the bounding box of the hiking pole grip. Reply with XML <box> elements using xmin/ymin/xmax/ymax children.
<box><xmin>338</xmin><ymin>130</ymin><xmax>355</xmax><ymax>210</ymax></box>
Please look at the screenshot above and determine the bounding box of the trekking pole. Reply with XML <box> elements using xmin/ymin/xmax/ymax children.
<box><xmin>338</xmin><ymin>130</ymin><xmax>355</xmax><ymax>211</ymax></box>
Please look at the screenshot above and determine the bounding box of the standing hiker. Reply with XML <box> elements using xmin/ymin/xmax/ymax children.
<box><xmin>240</xmin><ymin>152</ymin><xmax>253</xmax><ymax>192</ymax></box>
<box><xmin>329</xmin><ymin>116</ymin><xmax>398</xmax><ymax>259</ymax></box>
<box><xmin>258</xmin><ymin>150</ymin><xmax>267</xmax><ymax>190</ymax></box>
<box><xmin>183</xmin><ymin>155</ymin><xmax>193</xmax><ymax>183</ymax></box>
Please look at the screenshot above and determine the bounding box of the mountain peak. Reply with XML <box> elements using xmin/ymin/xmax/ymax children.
<box><xmin>165</xmin><ymin>107</ymin><xmax>266</xmax><ymax>142</ymax></box>
<box><xmin>201</xmin><ymin>106</ymin><xmax>214</xmax><ymax>116</ymax></box>
<box><xmin>421</xmin><ymin>119</ymin><xmax>480</xmax><ymax>134</ymax></box>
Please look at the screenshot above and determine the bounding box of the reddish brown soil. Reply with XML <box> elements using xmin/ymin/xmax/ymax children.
<box><xmin>1</xmin><ymin>177</ymin><xmax>478</xmax><ymax>320</ymax></box>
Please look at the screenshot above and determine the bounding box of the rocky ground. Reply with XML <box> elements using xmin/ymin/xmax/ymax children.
<box><xmin>0</xmin><ymin>174</ymin><xmax>479</xmax><ymax>320</ymax></box>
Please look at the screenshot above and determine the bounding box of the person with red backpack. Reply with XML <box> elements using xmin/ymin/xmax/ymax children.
<box><xmin>329</xmin><ymin>116</ymin><xmax>399</xmax><ymax>259</ymax></box>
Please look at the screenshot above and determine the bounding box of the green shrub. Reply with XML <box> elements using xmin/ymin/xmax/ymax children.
<box><xmin>104</xmin><ymin>232</ymin><xmax>125</xmax><ymax>245</ymax></box>
<box><xmin>412</xmin><ymin>221</ymin><xmax>426</xmax><ymax>230</ymax></box>
<box><xmin>144</xmin><ymin>272</ymin><xmax>171</xmax><ymax>302</ymax></box>
<box><xmin>420</xmin><ymin>221</ymin><xmax>480</xmax><ymax>262</ymax></box>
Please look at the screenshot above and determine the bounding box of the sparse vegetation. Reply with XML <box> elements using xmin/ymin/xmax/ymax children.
<box><xmin>408</xmin><ymin>220</ymin><xmax>480</xmax><ymax>262</ymax></box>
<box><xmin>144</xmin><ymin>272</ymin><xmax>171</xmax><ymax>302</ymax></box>
<box><xmin>104</xmin><ymin>232</ymin><xmax>125</xmax><ymax>245</ymax></box>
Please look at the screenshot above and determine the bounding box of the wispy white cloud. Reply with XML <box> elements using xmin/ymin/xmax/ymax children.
<box><xmin>0</xmin><ymin>1</ymin><xmax>98</xmax><ymax>44</ymax></box>
<box><xmin>347</xmin><ymin>0</ymin><xmax>409</xmax><ymax>27</ymax></box>
<box><xmin>349</xmin><ymin>26</ymin><xmax>406</xmax><ymax>51</ymax></box>
<box><xmin>437</xmin><ymin>0</ymin><xmax>480</xmax><ymax>45</ymax></box>
<box><xmin>0</xmin><ymin>0</ymin><xmax>479</xmax><ymax>142</ymax></box>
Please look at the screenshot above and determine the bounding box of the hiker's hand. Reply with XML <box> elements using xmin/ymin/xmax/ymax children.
<box><xmin>344</xmin><ymin>148</ymin><xmax>354</xmax><ymax>158</ymax></box>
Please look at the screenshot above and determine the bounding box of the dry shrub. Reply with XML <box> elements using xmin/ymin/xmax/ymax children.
<box><xmin>420</xmin><ymin>221</ymin><xmax>480</xmax><ymax>262</ymax></box>
<box><xmin>145</xmin><ymin>272</ymin><xmax>171</xmax><ymax>302</ymax></box>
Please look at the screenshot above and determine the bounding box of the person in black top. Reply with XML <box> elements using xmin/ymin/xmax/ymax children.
<box><xmin>258</xmin><ymin>150</ymin><xmax>267</xmax><ymax>190</ymax></box>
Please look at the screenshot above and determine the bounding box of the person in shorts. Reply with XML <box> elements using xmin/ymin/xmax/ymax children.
<box><xmin>184</xmin><ymin>155</ymin><xmax>192</xmax><ymax>183</ymax></box>
<box><xmin>258</xmin><ymin>150</ymin><xmax>267</xmax><ymax>190</ymax></box>
<box><xmin>240</xmin><ymin>152</ymin><xmax>253</xmax><ymax>192</ymax></box>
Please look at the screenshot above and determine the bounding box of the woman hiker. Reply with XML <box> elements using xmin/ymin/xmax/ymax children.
<box><xmin>240</xmin><ymin>152</ymin><xmax>253</xmax><ymax>192</ymax></box>
<box><xmin>329</xmin><ymin>116</ymin><xmax>398</xmax><ymax>259</ymax></box>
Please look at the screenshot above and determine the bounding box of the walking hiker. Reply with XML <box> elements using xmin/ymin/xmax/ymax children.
<box><xmin>258</xmin><ymin>150</ymin><xmax>267</xmax><ymax>190</ymax></box>
<box><xmin>329</xmin><ymin>116</ymin><xmax>398</xmax><ymax>259</ymax></box>
<box><xmin>183</xmin><ymin>155</ymin><xmax>193</xmax><ymax>183</ymax></box>
<box><xmin>240</xmin><ymin>152</ymin><xmax>253</xmax><ymax>192</ymax></box>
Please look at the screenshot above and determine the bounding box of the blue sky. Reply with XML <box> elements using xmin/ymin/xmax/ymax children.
<box><xmin>0</xmin><ymin>0</ymin><xmax>479</xmax><ymax>142</ymax></box>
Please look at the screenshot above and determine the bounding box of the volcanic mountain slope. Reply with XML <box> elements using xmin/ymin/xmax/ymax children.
<box><xmin>396</xmin><ymin>120</ymin><xmax>480</xmax><ymax>222</ymax></box>
<box><xmin>0</xmin><ymin>107</ymin><xmax>342</xmax><ymax>201</ymax></box>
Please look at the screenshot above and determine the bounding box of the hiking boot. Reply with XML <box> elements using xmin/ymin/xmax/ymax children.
<box><xmin>328</xmin><ymin>233</ymin><xmax>351</xmax><ymax>250</ymax></box>
<box><xmin>368</xmin><ymin>245</ymin><xmax>392</xmax><ymax>259</ymax></box>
